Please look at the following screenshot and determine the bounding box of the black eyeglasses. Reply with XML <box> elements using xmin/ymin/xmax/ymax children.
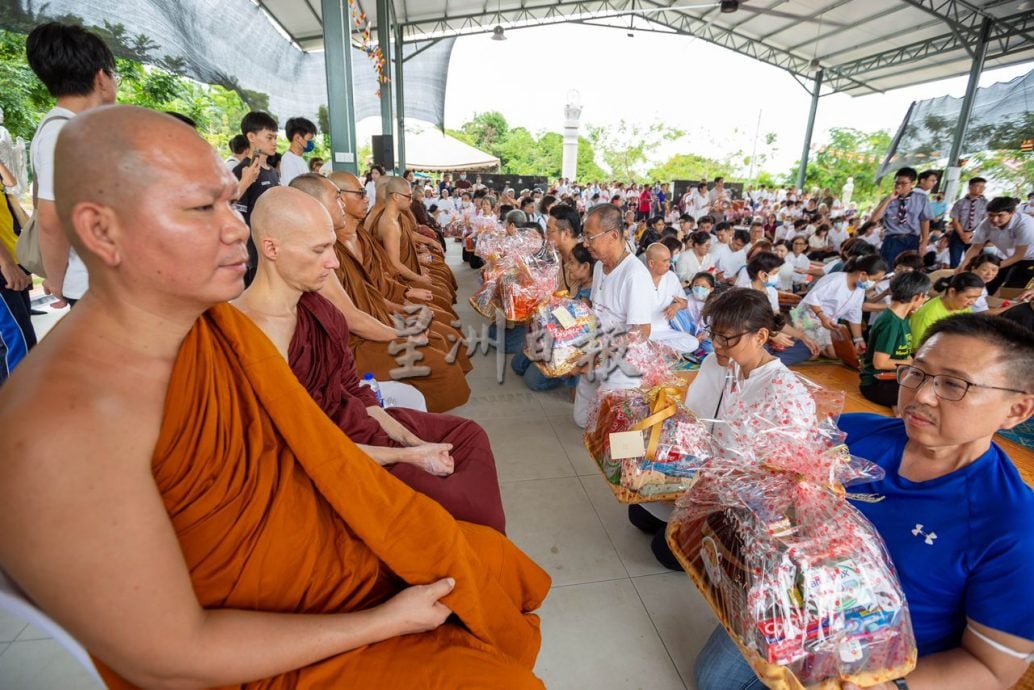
<box><xmin>896</xmin><ymin>364</ymin><xmax>1029</xmax><ymax>402</ymax></box>
<box><xmin>337</xmin><ymin>188</ymin><xmax>367</xmax><ymax>198</ymax></box>
<box><xmin>712</xmin><ymin>330</ymin><xmax>752</xmax><ymax>349</ymax></box>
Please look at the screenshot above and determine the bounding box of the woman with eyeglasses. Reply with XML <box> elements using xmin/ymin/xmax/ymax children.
<box><xmin>909</xmin><ymin>272</ymin><xmax>985</xmax><ymax>345</ymax></box>
<box><xmin>631</xmin><ymin>288</ymin><xmax>816</xmax><ymax>570</ymax></box>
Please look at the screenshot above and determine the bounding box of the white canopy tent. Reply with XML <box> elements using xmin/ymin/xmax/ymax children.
<box><xmin>401</xmin><ymin>123</ymin><xmax>499</xmax><ymax>172</ymax></box>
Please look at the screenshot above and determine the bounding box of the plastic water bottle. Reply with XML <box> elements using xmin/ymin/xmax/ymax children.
<box><xmin>359</xmin><ymin>373</ymin><xmax>385</xmax><ymax>407</ymax></box>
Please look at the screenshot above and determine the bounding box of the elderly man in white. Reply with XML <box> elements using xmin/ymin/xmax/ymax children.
<box><xmin>643</xmin><ymin>243</ymin><xmax>699</xmax><ymax>354</ymax></box>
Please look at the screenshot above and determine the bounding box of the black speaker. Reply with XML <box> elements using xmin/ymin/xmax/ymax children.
<box><xmin>372</xmin><ymin>134</ymin><xmax>394</xmax><ymax>170</ymax></box>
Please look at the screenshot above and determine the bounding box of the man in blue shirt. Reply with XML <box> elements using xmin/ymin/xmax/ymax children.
<box><xmin>871</xmin><ymin>167</ymin><xmax>934</xmax><ymax>268</ymax></box>
<box><xmin>693</xmin><ymin>313</ymin><xmax>1034</xmax><ymax>690</ymax></box>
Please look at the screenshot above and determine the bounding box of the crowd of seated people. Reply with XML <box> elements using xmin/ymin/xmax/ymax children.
<box><xmin>0</xmin><ymin>21</ymin><xmax>1031</xmax><ymax>690</ymax></box>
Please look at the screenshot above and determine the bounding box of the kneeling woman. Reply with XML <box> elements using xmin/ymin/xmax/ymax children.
<box><xmin>631</xmin><ymin>288</ymin><xmax>817</xmax><ymax>568</ymax></box>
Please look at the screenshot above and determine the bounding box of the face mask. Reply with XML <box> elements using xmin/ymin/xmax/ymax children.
<box><xmin>691</xmin><ymin>286</ymin><xmax>711</xmax><ymax>301</ymax></box>
<box><xmin>858</xmin><ymin>280</ymin><xmax>875</xmax><ymax>290</ymax></box>
<box><xmin>303</xmin><ymin>139</ymin><xmax>315</xmax><ymax>153</ymax></box>
<box><xmin>764</xmin><ymin>277</ymin><xmax>779</xmax><ymax>288</ymax></box>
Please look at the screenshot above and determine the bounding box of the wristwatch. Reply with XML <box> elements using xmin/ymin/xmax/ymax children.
<box><xmin>892</xmin><ymin>678</ymin><xmax>909</xmax><ymax>690</ymax></box>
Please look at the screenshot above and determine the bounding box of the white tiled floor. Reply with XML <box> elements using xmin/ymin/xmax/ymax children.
<box><xmin>0</xmin><ymin>243</ymin><xmax>719</xmax><ymax>689</ymax></box>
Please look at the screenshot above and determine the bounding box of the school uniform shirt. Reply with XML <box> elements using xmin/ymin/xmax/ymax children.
<box><xmin>860</xmin><ymin>309</ymin><xmax>912</xmax><ymax>387</ymax></box>
<box><xmin>840</xmin><ymin>413</ymin><xmax>1034</xmax><ymax>656</ymax></box>
<box><xmin>591</xmin><ymin>252</ymin><xmax>654</xmax><ymax>389</ymax></box>
<box><xmin>970</xmin><ymin>212</ymin><xmax>1034</xmax><ymax>261</ymax></box>
<box><xmin>685</xmin><ymin>354</ymin><xmax>816</xmax><ymax>457</ymax></box>
<box><xmin>883</xmin><ymin>193</ymin><xmax>934</xmax><ymax>237</ymax></box>
<box><xmin>800</xmin><ymin>272</ymin><xmax>865</xmax><ymax>325</ymax></box>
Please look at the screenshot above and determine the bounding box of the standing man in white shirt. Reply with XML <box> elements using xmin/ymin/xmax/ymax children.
<box><xmin>957</xmin><ymin>196</ymin><xmax>1034</xmax><ymax>295</ymax></box>
<box><xmin>27</xmin><ymin>22</ymin><xmax>118</xmax><ymax>307</ymax></box>
<box><xmin>573</xmin><ymin>204</ymin><xmax>654</xmax><ymax>428</ymax></box>
<box><xmin>279</xmin><ymin>117</ymin><xmax>317</xmax><ymax>187</ymax></box>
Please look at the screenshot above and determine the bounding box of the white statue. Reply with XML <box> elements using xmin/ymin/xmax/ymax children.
<box><xmin>841</xmin><ymin>176</ymin><xmax>855</xmax><ymax>207</ymax></box>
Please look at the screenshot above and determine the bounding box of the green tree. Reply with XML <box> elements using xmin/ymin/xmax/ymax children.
<box><xmin>586</xmin><ymin>119</ymin><xmax>685</xmax><ymax>182</ymax></box>
<box><xmin>788</xmin><ymin>127</ymin><xmax>894</xmax><ymax>205</ymax></box>
<box><xmin>647</xmin><ymin>152</ymin><xmax>726</xmax><ymax>184</ymax></box>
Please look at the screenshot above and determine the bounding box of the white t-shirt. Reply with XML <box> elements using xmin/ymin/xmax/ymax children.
<box><xmin>800</xmin><ymin>272</ymin><xmax>865</xmax><ymax>324</ymax></box>
<box><xmin>733</xmin><ymin>265</ymin><xmax>752</xmax><ymax>287</ymax></box>
<box><xmin>763</xmin><ymin>285</ymin><xmax>779</xmax><ymax>313</ymax></box>
<box><xmin>777</xmin><ymin>259</ymin><xmax>796</xmax><ymax>291</ymax></box>
<box><xmin>790</xmin><ymin>252</ymin><xmax>811</xmax><ymax>284</ymax></box>
<box><xmin>717</xmin><ymin>248</ymin><xmax>747</xmax><ymax>280</ymax></box>
<box><xmin>675</xmin><ymin>250</ymin><xmax>715</xmax><ymax>282</ymax></box>
<box><xmin>649</xmin><ymin>270</ymin><xmax>685</xmax><ymax>334</ymax></box>
<box><xmin>970</xmin><ymin>213</ymin><xmax>1034</xmax><ymax>261</ymax></box>
<box><xmin>224</xmin><ymin>156</ymin><xmax>241</xmax><ymax>171</ymax></box>
<box><xmin>30</xmin><ymin>106</ymin><xmax>89</xmax><ymax>299</ymax></box>
<box><xmin>591</xmin><ymin>253</ymin><xmax>654</xmax><ymax>389</ymax></box>
<box><xmin>685</xmin><ymin>355</ymin><xmax>816</xmax><ymax>457</ymax></box>
<box><xmin>279</xmin><ymin>150</ymin><xmax>308</xmax><ymax>187</ymax></box>
<box><xmin>828</xmin><ymin>225</ymin><xmax>850</xmax><ymax>251</ymax></box>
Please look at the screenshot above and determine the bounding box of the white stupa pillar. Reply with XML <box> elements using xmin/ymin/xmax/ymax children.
<box><xmin>561</xmin><ymin>90</ymin><xmax>582</xmax><ymax>183</ymax></box>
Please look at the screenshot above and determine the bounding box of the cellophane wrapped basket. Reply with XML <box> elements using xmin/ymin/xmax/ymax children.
<box><xmin>666</xmin><ymin>422</ymin><xmax>917</xmax><ymax>689</ymax></box>
<box><xmin>525</xmin><ymin>294</ymin><xmax>598</xmax><ymax>378</ymax></box>
<box><xmin>583</xmin><ymin>383</ymin><xmax>710</xmax><ymax>503</ymax></box>
<box><xmin>499</xmin><ymin>249</ymin><xmax>560</xmax><ymax>322</ymax></box>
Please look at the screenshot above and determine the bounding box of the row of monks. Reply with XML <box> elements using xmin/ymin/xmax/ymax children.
<box><xmin>0</xmin><ymin>106</ymin><xmax>551</xmax><ymax>688</ymax></box>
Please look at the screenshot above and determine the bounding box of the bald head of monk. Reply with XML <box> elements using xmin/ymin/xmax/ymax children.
<box><xmin>380</xmin><ymin>176</ymin><xmax>412</xmax><ymax>210</ymax></box>
<box><xmin>644</xmin><ymin>242</ymin><xmax>672</xmax><ymax>278</ymax></box>
<box><xmin>251</xmin><ymin>186</ymin><xmax>339</xmax><ymax>294</ymax></box>
<box><xmin>53</xmin><ymin>105</ymin><xmax>249</xmax><ymax>308</ymax></box>
<box><xmin>325</xmin><ymin>171</ymin><xmax>368</xmax><ymax>224</ymax></box>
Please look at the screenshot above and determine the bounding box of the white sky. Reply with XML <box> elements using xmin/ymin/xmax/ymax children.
<box><xmin>426</xmin><ymin>22</ymin><xmax>1032</xmax><ymax>178</ymax></box>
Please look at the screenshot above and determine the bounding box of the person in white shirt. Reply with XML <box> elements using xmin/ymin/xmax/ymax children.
<box><xmin>715</xmin><ymin>227</ymin><xmax>749</xmax><ymax>284</ymax></box>
<box><xmin>957</xmin><ymin>196</ymin><xmax>1034</xmax><ymax>294</ymax></box>
<box><xmin>573</xmin><ymin>204</ymin><xmax>655</xmax><ymax>428</ymax></box>
<box><xmin>791</xmin><ymin>254</ymin><xmax>888</xmax><ymax>358</ymax></box>
<box><xmin>788</xmin><ymin>236</ymin><xmax>813</xmax><ymax>288</ymax></box>
<box><xmin>364</xmin><ymin>165</ymin><xmax>383</xmax><ymax>212</ymax></box>
<box><xmin>628</xmin><ymin>287</ymin><xmax>817</xmax><ymax>570</ymax></box>
<box><xmin>686</xmin><ymin>182</ymin><xmax>711</xmax><ymax>221</ymax></box>
<box><xmin>225</xmin><ymin>134</ymin><xmax>248</xmax><ymax>171</ymax></box>
<box><xmin>278</xmin><ymin>117</ymin><xmax>316</xmax><ymax>187</ymax></box>
<box><xmin>644</xmin><ymin>243</ymin><xmax>698</xmax><ymax>354</ymax></box>
<box><xmin>828</xmin><ymin>220</ymin><xmax>850</xmax><ymax>252</ymax></box>
<box><xmin>27</xmin><ymin>22</ymin><xmax>119</xmax><ymax>307</ymax></box>
<box><xmin>675</xmin><ymin>231</ymin><xmax>716</xmax><ymax>284</ymax></box>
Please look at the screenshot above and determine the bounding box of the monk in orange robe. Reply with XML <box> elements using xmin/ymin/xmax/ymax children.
<box><xmin>0</xmin><ymin>106</ymin><xmax>549</xmax><ymax>689</ymax></box>
<box><xmin>288</xmin><ymin>175</ymin><xmax>472</xmax><ymax>412</ymax></box>
<box><xmin>367</xmin><ymin>176</ymin><xmax>457</xmax><ymax>312</ymax></box>
<box><xmin>327</xmin><ymin>171</ymin><xmax>461</xmax><ymax>329</ymax></box>
<box><xmin>234</xmin><ymin>187</ymin><xmax>505</xmax><ymax>532</ymax></box>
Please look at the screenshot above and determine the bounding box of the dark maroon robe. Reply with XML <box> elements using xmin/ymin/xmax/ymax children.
<box><xmin>289</xmin><ymin>291</ymin><xmax>506</xmax><ymax>533</ymax></box>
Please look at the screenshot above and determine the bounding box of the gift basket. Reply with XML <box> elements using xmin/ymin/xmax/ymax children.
<box><xmin>499</xmin><ymin>248</ymin><xmax>560</xmax><ymax>322</ymax></box>
<box><xmin>469</xmin><ymin>276</ymin><xmax>501</xmax><ymax>318</ymax></box>
<box><xmin>524</xmin><ymin>293</ymin><xmax>598</xmax><ymax>378</ymax></box>
<box><xmin>666</xmin><ymin>420</ymin><xmax>917</xmax><ymax>690</ymax></box>
<box><xmin>584</xmin><ymin>384</ymin><xmax>711</xmax><ymax>503</ymax></box>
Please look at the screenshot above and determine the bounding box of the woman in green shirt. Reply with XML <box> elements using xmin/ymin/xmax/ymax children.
<box><xmin>859</xmin><ymin>272</ymin><xmax>932</xmax><ymax>408</ymax></box>
<box><xmin>909</xmin><ymin>272</ymin><xmax>984</xmax><ymax>345</ymax></box>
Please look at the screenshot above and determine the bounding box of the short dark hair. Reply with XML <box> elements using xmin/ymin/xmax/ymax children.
<box><xmin>689</xmin><ymin>231</ymin><xmax>711</xmax><ymax>247</ymax></box>
<box><xmin>731</xmin><ymin>229</ymin><xmax>750</xmax><ymax>245</ymax></box>
<box><xmin>918</xmin><ymin>169</ymin><xmax>939</xmax><ymax>183</ymax></box>
<box><xmin>229</xmin><ymin>134</ymin><xmax>249</xmax><ymax>155</ymax></box>
<box><xmin>964</xmin><ymin>253</ymin><xmax>1001</xmax><ymax>272</ymax></box>
<box><xmin>968</xmin><ymin>176</ymin><xmax>987</xmax><ymax>186</ymax></box>
<box><xmin>691</xmin><ymin>271</ymin><xmax>716</xmax><ymax>288</ymax></box>
<box><xmin>715</xmin><ymin>221</ymin><xmax>733</xmax><ymax>234</ymax></box>
<box><xmin>703</xmin><ymin>287</ymin><xmax>778</xmax><ymax>336</ymax></box>
<box><xmin>285</xmin><ymin>116</ymin><xmax>317</xmax><ymax>141</ymax></box>
<box><xmin>241</xmin><ymin>111</ymin><xmax>278</xmax><ymax>136</ymax></box>
<box><xmin>570</xmin><ymin>242</ymin><xmax>593</xmax><ymax>266</ymax></box>
<box><xmin>895</xmin><ymin>167</ymin><xmax>918</xmax><ymax>182</ymax></box>
<box><xmin>986</xmin><ymin>196</ymin><xmax>1018</xmax><ymax>214</ymax></box>
<box><xmin>843</xmin><ymin>254</ymin><xmax>887</xmax><ymax>275</ymax></box>
<box><xmin>921</xmin><ymin>314</ymin><xmax>1034</xmax><ymax>389</ymax></box>
<box><xmin>697</xmin><ymin>215</ymin><xmax>715</xmax><ymax>226</ymax></box>
<box><xmin>26</xmin><ymin>22</ymin><xmax>115</xmax><ymax>98</ymax></box>
<box><xmin>660</xmin><ymin>236</ymin><xmax>683</xmax><ymax>255</ymax></box>
<box><xmin>893</xmin><ymin>250</ymin><xmax>923</xmax><ymax>271</ymax></box>
<box><xmin>888</xmin><ymin>271</ymin><xmax>932</xmax><ymax>302</ymax></box>
<box><xmin>549</xmin><ymin>204</ymin><xmax>582</xmax><ymax>236</ymax></box>
<box><xmin>746</xmin><ymin>251</ymin><xmax>783</xmax><ymax>280</ymax></box>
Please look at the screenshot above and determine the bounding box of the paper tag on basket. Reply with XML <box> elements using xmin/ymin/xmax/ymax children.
<box><xmin>552</xmin><ymin>306</ymin><xmax>576</xmax><ymax>329</ymax></box>
<box><xmin>609</xmin><ymin>430</ymin><xmax>646</xmax><ymax>459</ymax></box>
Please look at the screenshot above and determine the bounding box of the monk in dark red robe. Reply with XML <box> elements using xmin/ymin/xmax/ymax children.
<box><xmin>290</xmin><ymin>291</ymin><xmax>505</xmax><ymax>532</ymax></box>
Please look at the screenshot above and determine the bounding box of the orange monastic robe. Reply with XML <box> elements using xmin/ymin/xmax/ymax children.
<box><xmin>333</xmin><ymin>240</ymin><xmax>471</xmax><ymax>412</ymax></box>
<box><xmin>94</xmin><ymin>304</ymin><xmax>550</xmax><ymax>689</ymax></box>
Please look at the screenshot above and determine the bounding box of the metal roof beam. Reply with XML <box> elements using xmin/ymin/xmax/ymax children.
<box><xmin>827</xmin><ymin>8</ymin><xmax>1034</xmax><ymax>81</ymax></box>
<box><xmin>756</xmin><ymin>0</ymin><xmax>854</xmax><ymax>42</ymax></box>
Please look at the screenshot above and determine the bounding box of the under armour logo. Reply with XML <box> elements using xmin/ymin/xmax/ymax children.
<box><xmin>912</xmin><ymin>523</ymin><xmax>937</xmax><ymax>545</ymax></box>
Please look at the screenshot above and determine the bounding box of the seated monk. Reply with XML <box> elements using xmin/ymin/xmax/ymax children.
<box><xmin>0</xmin><ymin>106</ymin><xmax>549</xmax><ymax>689</ymax></box>
<box><xmin>367</xmin><ymin>176</ymin><xmax>457</xmax><ymax>313</ymax></box>
<box><xmin>233</xmin><ymin>186</ymin><xmax>505</xmax><ymax>533</ymax></box>
<box><xmin>324</xmin><ymin>171</ymin><xmax>463</xmax><ymax>341</ymax></box>
<box><xmin>287</xmin><ymin>174</ymin><xmax>472</xmax><ymax>413</ymax></box>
